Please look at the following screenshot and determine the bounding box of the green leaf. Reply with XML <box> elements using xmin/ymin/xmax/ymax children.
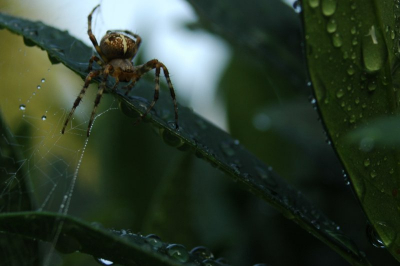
<box><xmin>346</xmin><ymin>116</ymin><xmax>400</xmax><ymax>147</ymax></box>
<box><xmin>303</xmin><ymin>0</ymin><xmax>400</xmax><ymax>262</ymax></box>
<box><xmin>186</xmin><ymin>0</ymin><xmax>306</xmax><ymax>90</ymax></box>
<box><xmin>0</xmin><ymin>10</ymin><xmax>370</xmax><ymax>265</ymax></box>
<box><xmin>0</xmin><ymin>211</ymin><xmax>188</xmax><ymax>266</ymax></box>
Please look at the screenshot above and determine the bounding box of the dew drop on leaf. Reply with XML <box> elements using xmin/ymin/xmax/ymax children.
<box><xmin>327</xmin><ymin>18</ymin><xmax>337</xmax><ymax>33</ymax></box>
<box><xmin>166</xmin><ymin>244</ymin><xmax>189</xmax><ymax>263</ymax></box>
<box><xmin>308</xmin><ymin>0</ymin><xmax>319</xmax><ymax>8</ymax></box>
<box><xmin>362</xmin><ymin>25</ymin><xmax>386</xmax><ymax>73</ymax></box>
<box><xmin>190</xmin><ymin>246</ymin><xmax>214</xmax><ymax>260</ymax></box>
<box><xmin>332</xmin><ymin>33</ymin><xmax>343</xmax><ymax>47</ymax></box>
<box><xmin>321</xmin><ymin>0</ymin><xmax>337</xmax><ymax>16</ymax></box>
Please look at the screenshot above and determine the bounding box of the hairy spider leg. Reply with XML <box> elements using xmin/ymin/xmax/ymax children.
<box><xmin>87</xmin><ymin>55</ymin><xmax>103</xmax><ymax>72</ymax></box>
<box><xmin>87</xmin><ymin>65</ymin><xmax>113</xmax><ymax>136</ymax></box>
<box><xmin>87</xmin><ymin>5</ymin><xmax>108</xmax><ymax>62</ymax></box>
<box><xmin>133</xmin><ymin>59</ymin><xmax>179</xmax><ymax>129</ymax></box>
<box><xmin>124</xmin><ymin>77</ymin><xmax>141</xmax><ymax>95</ymax></box>
<box><xmin>61</xmin><ymin>70</ymin><xmax>101</xmax><ymax>134</ymax></box>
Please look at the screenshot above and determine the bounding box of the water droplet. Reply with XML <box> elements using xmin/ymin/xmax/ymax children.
<box><xmin>196</xmin><ymin>119</ymin><xmax>208</xmax><ymax>129</ymax></box>
<box><xmin>95</xmin><ymin>258</ymin><xmax>114</xmax><ymax>265</ymax></box>
<box><xmin>370</xmin><ymin>170</ymin><xmax>377</xmax><ymax>178</ymax></box>
<box><xmin>41</xmin><ymin>115</ymin><xmax>47</xmax><ymax>121</ymax></box>
<box><xmin>359</xmin><ymin>137</ymin><xmax>374</xmax><ymax>152</ymax></box>
<box><xmin>322</xmin><ymin>0</ymin><xmax>337</xmax><ymax>16</ymax></box>
<box><xmin>308</xmin><ymin>0</ymin><xmax>319</xmax><ymax>8</ymax></box>
<box><xmin>37</xmin><ymin>85</ymin><xmax>41</xmax><ymax>89</ymax></box>
<box><xmin>349</xmin><ymin>114</ymin><xmax>356</xmax><ymax>123</ymax></box>
<box><xmin>366</xmin><ymin>223</ymin><xmax>385</xmax><ymax>248</ymax></box>
<box><xmin>252</xmin><ymin>113</ymin><xmax>271</xmax><ymax>131</ymax></box>
<box><xmin>347</xmin><ymin>65</ymin><xmax>355</xmax><ymax>75</ymax></box>
<box><xmin>190</xmin><ymin>246</ymin><xmax>214</xmax><ymax>261</ymax></box>
<box><xmin>336</xmin><ymin>89</ymin><xmax>345</xmax><ymax>98</ymax></box>
<box><xmin>351</xmin><ymin>26</ymin><xmax>357</xmax><ymax>35</ymax></box>
<box><xmin>166</xmin><ymin>244</ymin><xmax>189</xmax><ymax>263</ymax></box>
<box><xmin>362</xmin><ymin>25</ymin><xmax>386</xmax><ymax>73</ymax></box>
<box><xmin>368</xmin><ymin>81</ymin><xmax>377</xmax><ymax>91</ymax></box>
<box><xmin>145</xmin><ymin>234</ymin><xmax>163</xmax><ymax>250</ymax></box>
<box><xmin>220</xmin><ymin>142</ymin><xmax>235</xmax><ymax>157</ymax></box>
<box><xmin>352</xmin><ymin>37</ymin><xmax>358</xmax><ymax>46</ymax></box>
<box><xmin>293</xmin><ymin>1</ymin><xmax>302</xmax><ymax>13</ymax></box>
<box><xmin>41</xmin><ymin>78</ymin><xmax>45</xmax><ymax>83</ymax></box>
<box><xmin>160</xmin><ymin>128</ymin><xmax>184</xmax><ymax>148</ymax></box>
<box><xmin>327</xmin><ymin>18</ymin><xmax>337</xmax><ymax>33</ymax></box>
<box><xmin>19</xmin><ymin>104</ymin><xmax>26</xmax><ymax>110</ymax></box>
<box><xmin>118</xmin><ymin>100</ymin><xmax>140</xmax><ymax>118</ymax></box>
<box><xmin>332</xmin><ymin>33</ymin><xmax>343</xmax><ymax>47</ymax></box>
<box><xmin>364</xmin><ymin>158</ymin><xmax>370</xmax><ymax>167</ymax></box>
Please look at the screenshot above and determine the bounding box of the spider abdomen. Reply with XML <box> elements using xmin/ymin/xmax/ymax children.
<box><xmin>100</xmin><ymin>32</ymin><xmax>135</xmax><ymax>60</ymax></box>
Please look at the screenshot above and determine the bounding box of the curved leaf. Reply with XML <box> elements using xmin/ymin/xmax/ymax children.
<box><xmin>303</xmin><ymin>0</ymin><xmax>400</xmax><ymax>262</ymax></box>
<box><xmin>0</xmin><ymin>211</ymin><xmax>190</xmax><ymax>266</ymax></box>
<box><xmin>186</xmin><ymin>0</ymin><xmax>306</xmax><ymax>90</ymax></box>
<box><xmin>0</xmin><ymin>10</ymin><xmax>370</xmax><ymax>265</ymax></box>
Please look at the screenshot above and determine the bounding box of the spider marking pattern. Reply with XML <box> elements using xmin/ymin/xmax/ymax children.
<box><xmin>61</xmin><ymin>5</ymin><xmax>179</xmax><ymax>137</ymax></box>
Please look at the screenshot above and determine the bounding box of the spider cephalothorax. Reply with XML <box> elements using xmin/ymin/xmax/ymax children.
<box><xmin>61</xmin><ymin>5</ymin><xmax>179</xmax><ymax>136</ymax></box>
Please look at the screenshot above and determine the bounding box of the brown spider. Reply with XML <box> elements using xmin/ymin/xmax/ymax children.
<box><xmin>61</xmin><ymin>4</ymin><xmax>179</xmax><ymax>137</ymax></box>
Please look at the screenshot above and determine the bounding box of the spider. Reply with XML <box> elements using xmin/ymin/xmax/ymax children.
<box><xmin>61</xmin><ymin>4</ymin><xmax>179</xmax><ymax>137</ymax></box>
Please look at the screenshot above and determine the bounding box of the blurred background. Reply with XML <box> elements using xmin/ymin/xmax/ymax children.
<box><xmin>0</xmin><ymin>0</ymin><xmax>398</xmax><ymax>265</ymax></box>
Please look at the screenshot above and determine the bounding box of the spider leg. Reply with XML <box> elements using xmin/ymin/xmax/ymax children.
<box><xmin>133</xmin><ymin>59</ymin><xmax>179</xmax><ymax>129</ymax></box>
<box><xmin>62</xmin><ymin>70</ymin><xmax>101</xmax><ymax>134</ymax></box>
<box><xmin>124</xmin><ymin>77</ymin><xmax>141</xmax><ymax>96</ymax></box>
<box><xmin>88</xmin><ymin>55</ymin><xmax>103</xmax><ymax>72</ymax></box>
<box><xmin>88</xmin><ymin>5</ymin><xmax>108</xmax><ymax>62</ymax></box>
<box><xmin>87</xmin><ymin>65</ymin><xmax>113</xmax><ymax>137</ymax></box>
<box><xmin>111</xmin><ymin>78</ymin><xmax>119</xmax><ymax>91</ymax></box>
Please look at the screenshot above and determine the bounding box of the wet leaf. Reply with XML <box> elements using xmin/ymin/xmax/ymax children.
<box><xmin>303</xmin><ymin>0</ymin><xmax>400</xmax><ymax>262</ymax></box>
<box><xmin>186</xmin><ymin>0</ymin><xmax>306</xmax><ymax>91</ymax></box>
<box><xmin>346</xmin><ymin>116</ymin><xmax>400</xmax><ymax>147</ymax></box>
<box><xmin>0</xmin><ymin>211</ymin><xmax>187</xmax><ymax>266</ymax></box>
<box><xmin>0</xmin><ymin>10</ymin><xmax>370</xmax><ymax>265</ymax></box>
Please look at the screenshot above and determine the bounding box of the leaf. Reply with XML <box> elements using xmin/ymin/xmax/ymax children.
<box><xmin>302</xmin><ymin>0</ymin><xmax>400</xmax><ymax>262</ymax></box>
<box><xmin>0</xmin><ymin>10</ymin><xmax>370</xmax><ymax>265</ymax></box>
<box><xmin>186</xmin><ymin>0</ymin><xmax>306</xmax><ymax>90</ymax></box>
<box><xmin>346</xmin><ymin>116</ymin><xmax>400</xmax><ymax>147</ymax></box>
<box><xmin>0</xmin><ymin>211</ymin><xmax>189</xmax><ymax>266</ymax></box>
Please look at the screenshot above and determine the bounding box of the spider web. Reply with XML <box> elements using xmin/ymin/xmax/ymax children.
<box><xmin>0</xmin><ymin>28</ymin><xmax>121</xmax><ymax>264</ymax></box>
